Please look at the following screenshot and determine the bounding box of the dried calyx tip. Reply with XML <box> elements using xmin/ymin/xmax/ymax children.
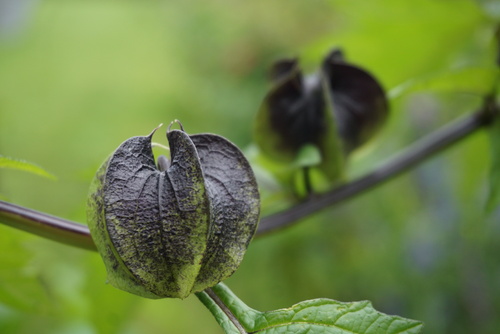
<box><xmin>167</xmin><ymin>119</ymin><xmax>184</xmax><ymax>133</ymax></box>
<box><xmin>148</xmin><ymin>123</ymin><xmax>164</xmax><ymax>138</ymax></box>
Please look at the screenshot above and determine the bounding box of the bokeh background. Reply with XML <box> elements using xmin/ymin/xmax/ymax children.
<box><xmin>1</xmin><ymin>0</ymin><xmax>499</xmax><ymax>333</ymax></box>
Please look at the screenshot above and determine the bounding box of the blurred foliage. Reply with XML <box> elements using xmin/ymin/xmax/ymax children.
<box><xmin>488</xmin><ymin>105</ymin><xmax>500</xmax><ymax>211</ymax></box>
<box><xmin>0</xmin><ymin>155</ymin><xmax>56</xmax><ymax>180</ymax></box>
<box><xmin>0</xmin><ymin>0</ymin><xmax>499</xmax><ymax>333</ymax></box>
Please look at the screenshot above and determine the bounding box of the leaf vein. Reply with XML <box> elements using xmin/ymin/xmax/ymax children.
<box><xmin>249</xmin><ymin>320</ymin><xmax>362</xmax><ymax>334</ymax></box>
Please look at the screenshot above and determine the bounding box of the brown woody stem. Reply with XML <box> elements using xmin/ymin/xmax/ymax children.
<box><xmin>257</xmin><ymin>105</ymin><xmax>495</xmax><ymax>235</ymax></box>
<box><xmin>0</xmin><ymin>200</ymin><xmax>96</xmax><ymax>251</ymax></box>
<box><xmin>0</xmin><ymin>104</ymin><xmax>497</xmax><ymax>249</ymax></box>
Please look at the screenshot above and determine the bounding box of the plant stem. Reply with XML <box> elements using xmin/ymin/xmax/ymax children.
<box><xmin>199</xmin><ymin>287</ymin><xmax>248</xmax><ymax>334</ymax></box>
<box><xmin>0</xmin><ymin>201</ymin><xmax>96</xmax><ymax>251</ymax></box>
<box><xmin>302</xmin><ymin>166</ymin><xmax>313</xmax><ymax>196</ymax></box>
<box><xmin>0</xmin><ymin>106</ymin><xmax>496</xmax><ymax>249</ymax></box>
<box><xmin>257</xmin><ymin>106</ymin><xmax>495</xmax><ymax>235</ymax></box>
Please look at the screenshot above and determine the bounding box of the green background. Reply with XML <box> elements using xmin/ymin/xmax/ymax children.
<box><xmin>0</xmin><ymin>0</ymin><xmax>499</xmax><ymax>333</ymax></box>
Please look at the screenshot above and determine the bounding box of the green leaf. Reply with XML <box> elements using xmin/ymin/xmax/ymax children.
<box><xmin>294</xmin><ymin>144</ymin><xmax>322</xmax><ymax>168</ymax></box>
<box><xmin>0</xmin><ymin>155</ymin><xmax>56</xmax><ymax>180</ymax></box>
<box><xmin>0</xmin><ymin>230</ymin><xmax>52</xmax><ymax>312</ymax></box>
<box><xmin>389</xmin><ymin>66</ymin><xmax>498</xmax><ymax>99</ymax></box>
<box><xmin>197</xmin><ymin>283</ymin><xmax>423</xmax><ymax>334</ymax></box>
<box><xmin>486</xmin><ymin>104</ymin><xmax>500</xmax><ymax>212</ymax></box>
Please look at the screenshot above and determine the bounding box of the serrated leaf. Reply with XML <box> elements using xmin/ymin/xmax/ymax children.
<box><xmin>0</xmin><ymin>155</ymin><xmax>56</xmax><ymax>180</ymax></box>
<box><xmin>197</xmin><ymin>283</ymin><xmax>423</xmax><ymax>334</ymax></box>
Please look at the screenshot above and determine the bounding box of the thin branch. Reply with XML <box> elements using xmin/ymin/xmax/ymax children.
<box><xmin>0</xmin><ymin>106</ymin><xmax>496</xmax><ymax>249</ymax></box>
<box><xmin>302</xmin><ymin>166</ymin><xmax>313</xmax><ymax>196</ymax></box>
<box><xmin>0</xmin><ymin>201</ymin><xmax>96</xmax><ymax>251</ymax></box>
<box><xmin>202</xmin><ymin>287</ymin><xmax>248</xmax><ymax>334</ymax></box>
<box><xmin>256</xmin><ymin>106</ymin><xmax>495</xmax><ymax>235</ymax></box>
